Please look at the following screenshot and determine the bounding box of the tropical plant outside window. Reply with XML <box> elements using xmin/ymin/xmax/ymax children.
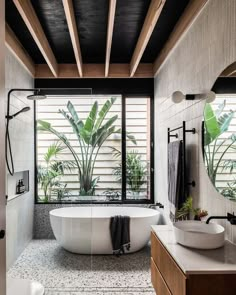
<box><xmin>203</xmin><ymin>94</ymin><xmax>236</xmax><ymax>201</ymax></box>
<box><xmin>36</xmin><ymin>95</ymin><xmax>151</xmax><ymax>202</ymax></box>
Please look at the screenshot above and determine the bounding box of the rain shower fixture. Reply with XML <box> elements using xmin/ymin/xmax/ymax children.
<box><xmin>5</xmin><ymin>88</ymin><xmax>46</xmax><ymax>175</ymax></box>
<box><xmin>27</xmin><ymin>90</ymin><xmax>47</xmax><ymax>100</ymax></box>
<box><xmin>5</xmin><ymin>87</ymin><xmax>91</xmax><ymax>175</ymax></box>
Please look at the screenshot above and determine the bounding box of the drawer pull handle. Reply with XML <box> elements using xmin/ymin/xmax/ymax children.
<box><xmin>0</xmin><ymin>230</ymin><xmax>5</xmax><ymax>239</ymax></box>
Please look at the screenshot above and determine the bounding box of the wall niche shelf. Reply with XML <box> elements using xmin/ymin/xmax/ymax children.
<box><xmin>7</xmin><ymin>170</ymin><xmax>29</xmax><ymax>202</ymax></box>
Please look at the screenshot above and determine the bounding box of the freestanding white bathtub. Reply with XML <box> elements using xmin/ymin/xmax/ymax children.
<box><xmin>50</xmin><ymin>206</ymin><xmax>161</xmax><ymax>254</ymax></box>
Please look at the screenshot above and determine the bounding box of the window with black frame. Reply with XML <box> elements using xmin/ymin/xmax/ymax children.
<box><xmin>35</xmin><ymin>95</ymin><xmax>152</xmax><ymax>203</ymax></box>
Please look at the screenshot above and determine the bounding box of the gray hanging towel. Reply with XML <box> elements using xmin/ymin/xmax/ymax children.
<box><xmin>110</xmin><ymin>215</ymin><xmax>130</xmax><ymax>256</ymax></box>
<box><xmin>168</xmin><ymin>140</ymin><xmax>184</xmax><ymax>220</ymax></box>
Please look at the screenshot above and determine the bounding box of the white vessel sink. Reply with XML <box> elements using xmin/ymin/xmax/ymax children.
<box><xmin>173</xmin><ymin>220</ymin><xmax>225</xmax><ymax>249</ymax></box>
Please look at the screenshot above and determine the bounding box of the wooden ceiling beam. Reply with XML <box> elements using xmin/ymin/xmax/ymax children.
<box><xmin>35</xmin><ymin>63</ymin><xmax>153</xmax><ymax>79</ymax></box>
<box><xmin>12</xmin><ymin>0</ymin><xmax>58</xmax><ymax>77</ymax></box>
<box><xmin>62</xmin><ymin>0</ymin><xmax>83</xmax><ymax>77</ymax></box>
<box><xmin>105</xmin><ymin>0</ymin><xmax>117</xmax><ymax>77</ymax></box>
<box><xmin>130</xmin><ymin>0</ymin><xmax>166</xmax><ymax>77</ymax></box>
<box><xmin>220</xmin><ymin>62</ymin><xmax>236</xmax><ymax>77</ymax></box>
<box><xmin>153</xmin><ymin>0</ymin><xmax>208</xmax><ymax>76</ymax></box>
<box><xmin>5</xmin><ymin>24</ymin><xmax>35</xmax><ymax>77</ymax></box>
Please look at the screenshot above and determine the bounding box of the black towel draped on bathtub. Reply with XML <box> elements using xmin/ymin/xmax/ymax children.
<box><xmin>110</xmin><ymin>215</ymin><xmax>130</xmax><ymax>256</ymax></box>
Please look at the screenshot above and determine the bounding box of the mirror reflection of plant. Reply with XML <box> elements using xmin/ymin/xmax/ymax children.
<box><xmin>38</xmin><ymin>98</ymin><xmax>136</xmax><ymax>197</ymax></box>
<box><xmin>220</xmin><ymin>179</ymin><xmax>236</xmax><ymax>200</ymax></box>
<box><xmin>222</xmin><ymin>158</ymin><xmax>236</xmax><ymax>173</ymax></box>
<box><xmin>111</xmin><ymin>147</ymin><xmax>147</xmax><ymax>194</ymax></box>
<box><xmin>204</xmin><ymin>100</ymin><xmax>236</xmax><ymax>187</ymax></box>
<box><xmin>37</xmin><ymin>142</ymin><xmax>75</xmax><ymax>202</ymax></box>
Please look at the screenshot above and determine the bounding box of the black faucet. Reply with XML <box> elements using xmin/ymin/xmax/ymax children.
<box><xmin>206</xmin><ymin>212</ymin><xmax>236</xmax><ymax>225</ymax></box>
<box><xmin>149</xmin><ymin>202</ymin><xmax>164</xmax><ymax>209</ymax></box>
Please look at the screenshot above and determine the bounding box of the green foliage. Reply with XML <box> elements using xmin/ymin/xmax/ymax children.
<box><xmin>220</xmin><ymin>179</ymin><xmax>236</xmax><ymax>200</ymax></box>
<box><xmin>111</xmin><ymin>147</ymin><xmax>147</xmax><ymax>194</ymax></box>
<box><xmin>176</xmin><ymin>197</ymin><xmax>208</xmax><ymax>220</ymax></box>
<box><xmin>37</xmin><ymin>98</ymin><xmax>136</xmax><ymax>197</ymax></box>
<box><xmin>204</xmin><ymin>101</ymin><xmax>236</xmax><ymax>188</ymax></box>
<box><xmin>176</xmin><ymin>197</ymin><xmax>194</xmax><ymax>220</ymax></box>
<box><xmin>37</xmin><ymin>142</ymin><xmax>75</xmax><ymax>202</ymax></box>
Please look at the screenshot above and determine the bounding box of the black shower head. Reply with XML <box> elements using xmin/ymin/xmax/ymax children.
<box><xmin>27</xmin><ymin>90</ymin><xmax>46</xmax><ymax>100</ymax></box>
<box><xmin>18</xmin><ymin>106</ymin><xmax>30</xmax><ymax>113</ymax></box>
<box><xmin>6</xmin><ymin>106</ymin><xmax>31</xmax><ymax>120</ymax></box>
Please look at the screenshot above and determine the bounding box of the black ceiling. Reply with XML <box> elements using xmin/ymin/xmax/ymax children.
<box><xmin>6</xmin><ymin>0</ymin><xmax>190</xmax><ymax>64</ymax></box>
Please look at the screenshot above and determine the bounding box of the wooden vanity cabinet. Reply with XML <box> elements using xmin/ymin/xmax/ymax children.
<box><xmin>151</xmin><ymin>231</ymin><xmax>236</xmax><ymax>295</ymax></box>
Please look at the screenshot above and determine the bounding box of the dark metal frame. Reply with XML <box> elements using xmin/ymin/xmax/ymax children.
<box><xmin>33</xmin><ymin>88</ymin><xmax>154</xmax><ymax>205</ymax></box>
<box><xmin>168</xmin><ymin>121</ymin><xmax>196</xmax><ymax>199</ymax></box>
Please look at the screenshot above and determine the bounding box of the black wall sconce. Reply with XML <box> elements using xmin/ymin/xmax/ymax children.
<box><xmin>171</xmin><ymin>91</ymin><xmax>216</xmax><ymax>104</ymax></box>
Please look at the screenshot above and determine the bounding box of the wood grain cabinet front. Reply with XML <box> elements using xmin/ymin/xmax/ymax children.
<box><xmin>151</xmin><ymin>231</ymin><xmax>236</xmax><ymax>295</ymax></box>
<box><xmin>151</xmin><ymin>257</ymin><xmax>171</xmax><ymax>295</ymax></box>
<box><xmin>151</xmin><ymin>231</ymin><xmax>186</xmax><ymax>295</ymax></box>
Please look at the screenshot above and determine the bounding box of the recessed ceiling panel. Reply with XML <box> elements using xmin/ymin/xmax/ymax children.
<box><xmin>73</xmin><ymin>0</ymin><xmax>109</xmax><ymax>63</ymax></box>
<box><xmin>31</xmin><ymin>0</ymin><xmax>75</xmax><ymax>63</ymax></box>
<box><xmin>6</xmin><ymin>0</ymin><xmax>45</xmax><ymax>64</ymax></box>
<box><xmin>141</xmin><ymin>0</ymin><xmax>190</xmax><ymax>63</ymax></box>
<box><xmin>110</xmin><ymin>0</ymin><xmax>151</xmax><ymax>63</ymax></box>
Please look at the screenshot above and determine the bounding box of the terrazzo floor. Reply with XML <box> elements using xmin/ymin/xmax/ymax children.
<box><xmin>8</xmin><ymin>240</ymin><xmax>155</xmax><ymax>295</ymax></box>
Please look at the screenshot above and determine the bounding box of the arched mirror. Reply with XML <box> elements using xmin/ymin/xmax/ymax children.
<box><xmin>203</xmin><ymin>62</ymin><xmax>236</xmax><ymax>201</ymax></box>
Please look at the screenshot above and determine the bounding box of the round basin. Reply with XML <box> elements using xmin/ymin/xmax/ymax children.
<box><xmin>173</xmin><ymin>220</ymin><xmax>225</xmax><ymax>249</ymax></box>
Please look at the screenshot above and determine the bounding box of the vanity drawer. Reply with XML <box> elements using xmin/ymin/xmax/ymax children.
<box><xmin>151</xmin><ymin>258</ymin><xmax>171</xmax><ymax>295</ymax></box>
<box><xmin>151</xmin><ymin>231</ymin><xmax>186</xmax><ymax>295</ymax></box>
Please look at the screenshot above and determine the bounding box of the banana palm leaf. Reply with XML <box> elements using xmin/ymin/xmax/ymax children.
<box><xmin>94</xmin><ymin>97</ymin><xmax>117</xmax><ymax>130</ymax></box>
<box><xmin>84</xmin><ymin>101</ymin><xmax>98</xmax><ymax>133</ymax></box>
<box><xmin>59</xmin><ymin>109</ymin><xmax>82</xmax><ymax>140</ymax></box>
<box><xmin>37</xmin><ymin>120</ymin><xmax>81</xmax><ymax>171</ymax></box>
<box><xmin>218</xmin><ymin>110</ymin><xmax>235</xmax><ymax>133</ymax></box>
<box><xmin>67</xmin><ymin>100</ymin><xmax>79</xmax><ymax>123</ymax></box>
<box><xmin>204</xmin><ymin>103</ymin><xmax>221</xmax><ymax>142</ymax></box>
<box><xmin>215</xmin><ymin>100</ymin><xmax>226</xmax><ymax>119</ymax></box>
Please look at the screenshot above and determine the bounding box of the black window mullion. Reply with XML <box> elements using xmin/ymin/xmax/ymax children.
<box><xmin>150</xmin><ymin>95</ymin><xmax>155</xmax><ymax>203</ymax></box>
<box><xmin>121</xmin><ymin>95</ymin><xmax>126</xmax><ymax>201</ymax></box>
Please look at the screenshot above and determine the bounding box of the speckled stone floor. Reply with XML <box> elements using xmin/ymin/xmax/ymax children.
<box><xmin>8</xmin><ymin>240</ymin><xmax>155</xmax><ymax>295</ymax></box>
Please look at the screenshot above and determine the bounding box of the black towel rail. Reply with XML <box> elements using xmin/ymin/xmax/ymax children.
<box><xmin>168</xmin><ymin>121</ymin><xmax>196</xmax><ymax>200</ymax></box>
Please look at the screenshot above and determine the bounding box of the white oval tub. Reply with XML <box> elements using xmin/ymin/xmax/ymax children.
<box><xmin>50</xmin><ymin>206</ymin><xmax>161</xmax><ymax>254</ymax></box>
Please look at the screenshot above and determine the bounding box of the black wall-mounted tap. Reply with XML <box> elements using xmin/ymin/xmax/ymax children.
<box><xmin>149</xmin><ymin>202</ymin><xmax>164</xmax><ymax>209</ymax></box>
<box><xmin>206</xmin><ymin>212</ymin><xmax>236</xmax><ymax>225</ymax></box>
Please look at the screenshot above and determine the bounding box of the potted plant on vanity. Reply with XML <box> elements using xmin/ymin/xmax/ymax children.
<box><xmin>176</xmin><ymin>197</ymin><xmax>208</xmax><ymax>221</ymax></box>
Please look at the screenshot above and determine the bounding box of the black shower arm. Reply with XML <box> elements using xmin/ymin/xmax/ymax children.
<box><xmin>6</xmin><ymin>87</ymin><xmax>93</xmax><ymax>118</ymax></box>
<box><xmin>6</xmin><ymin>88</ymin><xmax>39</xmax><ymax>119</ymax></box>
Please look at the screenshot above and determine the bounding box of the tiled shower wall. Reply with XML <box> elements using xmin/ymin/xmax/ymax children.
<box><xmin>5</xmin><ymin>49</ymin><xmax>34</xmax><ymax>269</ymax></box>
<box><xmin>154</xmin><ymin>0</ymin><xmax>236</xmax><ymax>243</ymax></box>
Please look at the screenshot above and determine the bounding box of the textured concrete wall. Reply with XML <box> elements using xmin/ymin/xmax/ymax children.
<box><xmin>154</xmin><ymin>0</ymin><xmax>236</xmax><ymax>243</ymax></box>
<box><xmin>0</xmin><ymin>0</ymin><xmax>6</xmax><ymax>293</ymax></box>
<box><xmin>5</xmin><ymin>49</ymin><xmax>35</xmax><ymax>270</ymax></box>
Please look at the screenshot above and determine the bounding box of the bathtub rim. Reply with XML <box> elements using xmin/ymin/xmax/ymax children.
<box><xmin>49</xmin><ymin>206</ymin><xmax>160</xmax><ymax>219</ymax></box>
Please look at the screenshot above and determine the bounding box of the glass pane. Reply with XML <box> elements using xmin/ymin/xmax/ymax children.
<box><xmin>204</xmin><ymin>94</ymin><xmax>236</xmax><ymax>200</ymax></box>
<box><xmin>125</xmin><ymin>97</ymin><xmax>151</xmax><ymax>200</ymax></box>
<box><xmin>36</xmin><ymin>94</ymin><xmax>122</xmax><ymax>203</ymax></box>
